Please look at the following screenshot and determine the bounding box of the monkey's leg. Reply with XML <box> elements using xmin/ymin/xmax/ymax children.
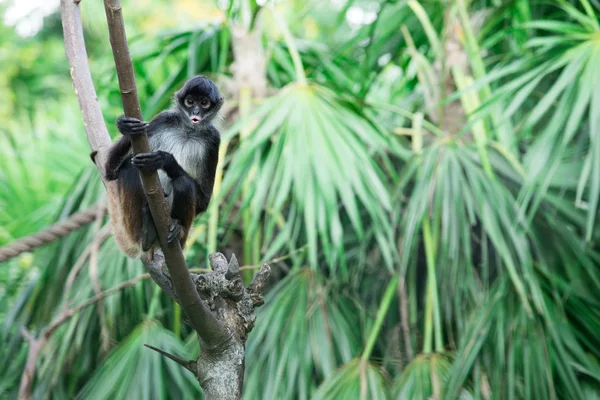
<box><xmin>169</xmin><ymin>177</ymin><xmax>197</xmax><ymax>246</ymax></box>
<box><xmin>141</xmin><ymin>200</ymin><xmax>158</xmax><ymax>251</ymax></box>
<box><xmin>132</xmin><ymin>151</ymin><xmax>196</xmax><ymax>246</ymax></box>
<box><xmin>194</xmin><ymin>180</ymin><xmax>212</xmax><ymax>214</ymax></box>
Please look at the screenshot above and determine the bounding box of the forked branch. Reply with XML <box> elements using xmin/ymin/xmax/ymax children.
<box><xmin>59</xmin><ymin>1</ymin><xmax>270</xmax><ymax>398</ymax></box>
<box><xmin>101</xmin><ymin>0</ymin><xmax>228</xmax><ymax>345</ymax></box>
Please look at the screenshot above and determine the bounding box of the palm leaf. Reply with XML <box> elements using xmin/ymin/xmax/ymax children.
<box><xmin>315</xmin><ymin>358</ymin><xmax>390</xmax><ymax>400</ymax></box>
<box><xmin>222</xmin><ymin>82</ymin><xmax>398</xmax><ymax>269</ymax></box>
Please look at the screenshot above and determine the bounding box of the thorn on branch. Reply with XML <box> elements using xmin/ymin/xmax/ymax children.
<box><xmin>144</xmin><ymin>344</ymin><xmax>196</xmax><ymax>373</ymax></box>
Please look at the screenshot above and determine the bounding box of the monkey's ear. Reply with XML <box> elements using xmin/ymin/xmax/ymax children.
<box><xmin>174</xmin><ymin>89</ymin><xmax>186</xmax><ymax>104</ymax></box>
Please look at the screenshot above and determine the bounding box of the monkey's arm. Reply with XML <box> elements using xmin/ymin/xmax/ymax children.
<box><xmin>132</xmin><ymin>151</ymin><xmax>196</xmax><ymax>244</ymax></box>
<box><xmin>132</xmin><ymin>151</ymin><xmax>189</xmax><ymax>180</ymax></box>
<box><xmin>195</xmin><ymin>136</ymin><xmax>219</xmax><ymax>214</ymax></box>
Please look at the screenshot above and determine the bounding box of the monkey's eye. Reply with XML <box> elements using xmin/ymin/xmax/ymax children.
<box><xmin>184</xmin><ymin>97</ymin><xmax>194</xmax><ymax>107</ymax></box>
<box><xmin>200</xmin><ymin>98</ymin><xmax>211</xmax><ymax>109</ymax></box>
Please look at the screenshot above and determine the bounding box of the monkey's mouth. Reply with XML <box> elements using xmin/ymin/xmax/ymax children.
<box><xmin>191</xmin><ymin>116</ymin><xmax>202</xmax><ymax>124</ymax></box>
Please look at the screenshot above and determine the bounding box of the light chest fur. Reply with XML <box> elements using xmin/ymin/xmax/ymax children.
<box><xmin>148</xmin><ymin>128</ymin><xmax>207</xmax><ymax>204</ymax></box>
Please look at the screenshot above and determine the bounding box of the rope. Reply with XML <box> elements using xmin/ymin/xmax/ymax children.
<box><xmin>0</xmin><ymin>203</ymin><xmax>107</xmax><ymax>263</ymax></box>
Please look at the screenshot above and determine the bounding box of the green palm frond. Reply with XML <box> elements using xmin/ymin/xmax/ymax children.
<box><xmin>78</xmin><ymin>320</ymin><xmax>202</xmax><ymax>399</ymax></box>
<box><xmin>6</xmin><ymin>167</ymin><xmax>106</xmax><ymax>326</ymax></box>
<box><xmin>0</xmin><ymin>101</ymin><xmax>89</xmax><ymax>242</ymax></box>
<box><xmin>315</xmin><ymin>358</ymin><xmax>390</xmax><ymax>400</ymax></box>
<box><xmin>475</xmin><ymin>2</ymin><xmax>600</xmax><ymax>239</ymax></box>
<box><xmin>244</xmin><ymin>268</ymin><xmax>362</xmax><ymax>399</ymax></box>
<box><xmin>445</xmin><ymin>276</ymin><xmax>600</xmax><ymax>400</ymax></box>
<box><xmin>393</xmin><ymin>353</ymin><xmax>473</xmax><ymax>400</ymax></box>
<box><xmin>397</xmin><ymin>142</ymin><xmax>541</xmax><ymax>314</ymax></box>
<box><xmin>222</xmin><ymin>82</ymin><xmax>399</xmax><ymax>269</ymax></box>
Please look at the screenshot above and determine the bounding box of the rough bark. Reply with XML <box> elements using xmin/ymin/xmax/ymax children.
<box><xmin>59</xmin><ymin>0</ymin><xmax>270</xmax><ymax>398</ymax></box>
<box><xmin>143</xmin><ymin>252</ymin><xmax>270</xmax><ymax>398</ymax></box>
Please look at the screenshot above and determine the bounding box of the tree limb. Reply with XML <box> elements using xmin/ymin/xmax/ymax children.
<box><xmin>143</xmin><ymin>251</ymin><xmax>271</xmax><ymax>399</ymax></box>
<box><xmin>60</xmin><ymin>0</ymin><xmax>112</xmax><ymax>169</ymax></box>
<box><xmin>60</xmin><ymin>1</ymin><xmax>272</xmax><ymax>398</ymax></box>
<box><xmin>144</xmin><ymin>344</ymin><xmax>197</xmax><ymax>373</ymax></box>
<box><xmin>101</xmin><ymin>0</ymin><xmax>228</xmax><ymax>347</ymax></box>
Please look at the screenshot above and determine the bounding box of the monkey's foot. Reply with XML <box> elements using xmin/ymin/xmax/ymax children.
<box><xmin>117</xmin><ymin>116</ymin><xmax>149</xmax><ymax>136</ymax></box>
<box><xmin>132</xmin><ymin>152</ymin><xmax>165</xmax><ymax>172</ymax></box>
<box><xmin>168</xmin><ymin>219</ymin><xmax>182</xmax><ymax>245</ymax></box>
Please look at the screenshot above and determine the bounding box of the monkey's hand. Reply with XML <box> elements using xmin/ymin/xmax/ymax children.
<box><xmin>168</xmin><ymin>219</ymin><xmax>182</xmax><ymax>245</ymax></box>
<box><xmin>131</xmin><ymin>151</ymin><xmax>170</xmax><ymax>172</ymax></box>
<box><xmin>117</xmin><ymin>116</ymin><xmax>149</xmax><ymax>136</ymax></box>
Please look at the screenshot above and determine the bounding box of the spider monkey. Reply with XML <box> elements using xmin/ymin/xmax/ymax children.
<box><xmin>104</xmin><ymin>76</ymin><xmax>223</xmax><ymax>258</ymax></box>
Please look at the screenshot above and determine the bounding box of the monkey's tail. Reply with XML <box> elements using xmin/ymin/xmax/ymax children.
<box><xmin>106</xmin><ymin>182</ymin><xmax>142</xmax><ymax>258</ymax></box>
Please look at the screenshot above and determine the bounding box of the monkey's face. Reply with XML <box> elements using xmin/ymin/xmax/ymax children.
<box><xmin>182</xmin><ymin>94</ymin><xmax>216</xmax><ymax>124</ymax></box>
<box><xmin>176</xmin><ymin>76</ymin><xmax>223</xmax><ymax>125</ymax></box>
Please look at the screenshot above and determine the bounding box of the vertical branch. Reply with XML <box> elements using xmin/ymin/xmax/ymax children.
<box><xmin>101</xmin><ymin>0</ymin><xmax>228</xmax><ymax>346</ymax></box>
<box><xmin>60</xmin><ymin>2</ymin><xmax>272</xmax><ymax>398</ymax></box>
<box><xmin>61</xmin><ymin>0</ymin><xmax>112</xmax><ymax>169</ymax></box>
<box><xmin>18</xmin><ymin>330</ymin><xmax>45</xmax><ymax>400</ymax></box>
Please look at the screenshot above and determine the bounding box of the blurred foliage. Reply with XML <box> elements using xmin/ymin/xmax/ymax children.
<box><xmin>1</xmin><ymin>0</ymin><xmax>600</xmax><ymax>399</ymax></box>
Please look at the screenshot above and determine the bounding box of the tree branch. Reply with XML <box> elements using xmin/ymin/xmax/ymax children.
<box><xmin>60</xmin><ymin>1</ymin><xmax>272</xmax><ymax>398</ymax></box>
<box><xmin>60</xmin><ymin>0</ymin><xmax>112</xmax><ymax>169</ymax></box>
<box><xmin>144</xmin><ymin>344</ymin><xmax>197</xmax><ymax>373</ymax></box>
<box><xmin>142</xmin><ymin>251</ymin><xmax>271</xmax><ymax>399</ymax></box>
<box><xmin>101</xmin><ymin>0</ymin><xmax>228</xmax><ymax>347</ymax></box>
